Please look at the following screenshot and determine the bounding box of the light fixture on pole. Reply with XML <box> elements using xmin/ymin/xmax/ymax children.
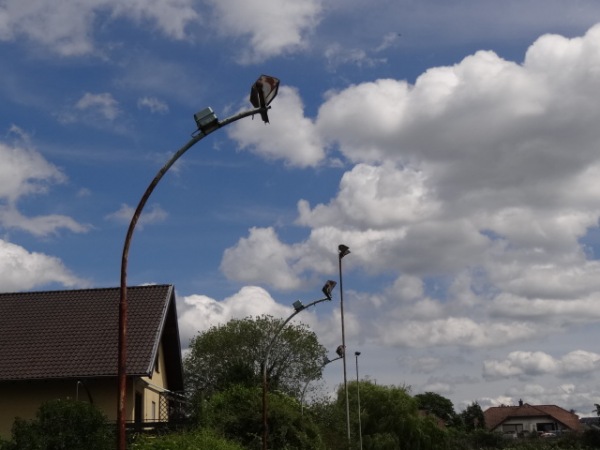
<box><xmin>338</xmin><ymin>244</ymin><xmax>351</xmax><ymax>445</ymax></box>
<box><xmin>300</xmin><ymin>351</ymin><xmax>343</xmax><ymax>417</ymax></box>
<box><xmin>262</xmin><ymin>280</ymin><xmax>337</xmax><ymax>450</ymax></box>
<box><xmin>355</xmin><ymin>351</ymin><xmax>363</xmax><ymax>450</ymax></box>
<box><xmin>117</xmin><ymin>75</ymin><xmax>280</xmax><ymax>450</ymax></box>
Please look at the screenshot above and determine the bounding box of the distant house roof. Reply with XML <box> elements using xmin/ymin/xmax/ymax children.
<box><xmin>0</xmin><ymin>285</ymin><xmax>183</xmax><ymax>391</ymax></box>
<box><xmin>580</xmin><ymin>417</ymin><xmax>600</xmax><ymax>429</ymax></box>
<box><xmin>484</xmin><ymin>403</ymin><xmax>581</xmax><ymax>432</ymax></box>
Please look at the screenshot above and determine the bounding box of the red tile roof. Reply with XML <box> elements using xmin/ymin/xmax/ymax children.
<box><xmin>484</xmin><ymin>403</ymin><xmax>581</xmax><ymax>432</ymax></box>
<box><xmin>0</xmin><ymin>285</ymin><xmax>183</xmax><ymax>389</ymax></box>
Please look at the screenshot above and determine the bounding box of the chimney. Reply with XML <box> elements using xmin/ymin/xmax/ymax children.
<box><xmin>518</xmin><ymin>399</ymin><xmax>523</xmax><ymax>407</ymax></box>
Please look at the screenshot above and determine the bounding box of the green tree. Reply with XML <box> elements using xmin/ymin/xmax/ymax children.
<box><xmin>316</xmin><ymin>381</ymin><xmax>450</xmax><ymax>450</ymax></box>
<box><xmin>414</xmin><ymin>391</ymin><xmax>457</xmax><ymax>424</ymax></box>
<box><xmin>306</xmin><ymin>394</ymin><xmax>347</xmax><ymax>450</ymax></box>
<box><xmin>353</xmin><ymin>381</ymin><xmax>420</xmax><ymax>447</ymax></box>
<box><xmin>458</xmin><ymin>401</ymin><xmax>485</xmax><ymax>432</ymax></box>
<box><xmin>7</xmin><ymin>399</ymin><xmax>112</xmax><ymax>450</ymax></box>
<box><xmin>201</xmin><ymin>385</ymin><xmax>325</xmax><ymax>450</ymax></box>
<box><xmin>184</xmin><ymin>315</ymin><xmax>327</xmax><ymax>402</ymax></box>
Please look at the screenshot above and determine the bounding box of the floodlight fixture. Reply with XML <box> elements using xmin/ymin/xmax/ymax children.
<box><xmin>194</xmin><ymin>107</ymin><xmax>219</xmax><ymax>134</ymax></box>
<box><xmin>293</xmin><ymin>300</ymin><xmax>305</xmax><ymax>312</ymax></box>
<box><xmin>339</xmin><ymin>244</ymin><xmax>350</xmax><ymax>259</ymax></box>
<box><xmin>355</xmin><ymin>351</ymin><xmax>361</xmax><ymax>356</ymax></box>
<box><xmin>322</xmin><ymin>280</ymin><xmax>337</xmax><ymax>300</ymax></box>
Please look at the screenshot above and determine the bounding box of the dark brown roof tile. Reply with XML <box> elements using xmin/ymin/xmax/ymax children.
<box><xmin>0</xmin><ymin>285</ymin><xmax>177</xmax><ymax>381</ymax></box>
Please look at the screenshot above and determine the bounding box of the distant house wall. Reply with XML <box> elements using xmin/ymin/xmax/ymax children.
<box><xmin>497</xmin><ymin>416</ymin><xmax>566</xmax><ymax>434</ymax></box>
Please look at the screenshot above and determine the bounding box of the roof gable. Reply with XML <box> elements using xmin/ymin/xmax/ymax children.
<box><xmin>484</xmin><ymin>403</ymin><xmax>581</xmax><ymax>432</ymax></box>
<box><xmin>0</xmin><ymin>285</ymin><xmax>183</xmax><ymax>390</ymax></box>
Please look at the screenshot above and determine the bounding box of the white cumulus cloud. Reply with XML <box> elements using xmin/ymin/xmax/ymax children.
<box><xmin>220</xmin><ymin>24</ymin><xmax>600</xmax><ymax>353</ymax></box>
<box><xmin>484</xmin><ymin>350</ymin><xmax>600</xmax><ymax>380</ymax></box>
<box><xmin>75</xmin><ymin>92</ymin><xmax>120</xmax><ymax>120</ymax></box>
<box><xmin>0</xmin><ymin>239</ymin><xmax>87</xmax><ymax>291</ymax></box>
<box><xmin>220</xmin><ymin>227</ymin><xmax>302</xmax><ymax>290</ymax></box>
<box><xmin>228</xmin><ymin>86</ymin><xmax>325</xmax><ymax>168</ymax></box>
<box><xmin>137</xmin><ymin>96</ymin><xmax>169</xmax><ymax>114</ymax></box>
<box><xmin>0</xmin><ymin>127</ymin><xmax>89</xmax><ymax>236</ymax></box>
<box><xmin>204</xmin><ymin>0</ymin><xmax>323</xmax><ymax>63</ymax></box>
<box><xmin>177</xmin><ymin>285</ymin><xmax>334</xmax><ymax>346</ymax></box>
<box><xmin>0</xmin><ymin>0</ymin><xmax>199</xmax><ymax>56</ymax></box>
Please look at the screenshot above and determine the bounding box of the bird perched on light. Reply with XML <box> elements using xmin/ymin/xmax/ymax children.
<box><xmin>249</xmin><ymin>75</ymin><xmax>280</xmax><ymax>123</ymax></box>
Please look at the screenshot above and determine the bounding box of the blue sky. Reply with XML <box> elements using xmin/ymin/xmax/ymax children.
<box><xmin>3</xmin><ymin>0</ymin><xmax>600</xmax><ymax>416</ymax></box>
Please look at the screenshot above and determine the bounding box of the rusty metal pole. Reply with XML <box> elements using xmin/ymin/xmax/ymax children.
<box><xmin>117</xmin><ymin>104</ymin><xmax>272</xmax><ymax>450</ymax></box>
<box><xmin>118</xmin><ymin>134</ymin><xmax>202</xmax><ymax>450</ymax></box>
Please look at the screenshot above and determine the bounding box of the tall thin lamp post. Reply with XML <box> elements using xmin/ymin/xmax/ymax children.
<box><xmin>262</xmin><ymin>280</ymin><xmax>336</xmax><ymax>450</ymax></box>
<box><xmin>117</xmin><ymin>75</ymin><xmax>280</xmax><ymax>450</ymax></box>
<box><xmin>355</xmin><ymin>351</ymin><xmax>363</xmax><ymax>450</ymax></box>
<box><xmin>338</xmin><ymin>244</ymin><xmax>351</xmax><ymax>445</ymax></box>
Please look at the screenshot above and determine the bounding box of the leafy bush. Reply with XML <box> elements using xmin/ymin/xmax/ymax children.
<box><xmin>581</xmin><ymin>429</ymin><xmax>600</xmax><ymax>448</ymax></box>
<box><xmin>7</xmin><ymin>399</ymin><xmax>112</xmax><ymax>450</ymax></box>
<box><xmin>131</xmin><ymin>429</ymin><xmax>244</xmax><ymax>450</ymax></box>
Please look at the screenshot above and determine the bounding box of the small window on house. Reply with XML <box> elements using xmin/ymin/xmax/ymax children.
<box><xmin>151</xmin><ymin>401</ymin><xmax>157</xmax><ymax>421</ymax></box>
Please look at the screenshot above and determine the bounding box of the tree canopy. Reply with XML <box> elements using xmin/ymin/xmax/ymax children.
<box><xmin>414</xmin><ymin>391</ymin><xmax>456</xmax><ymax>423</ymax></box>
<box><xmin>347</xmin><ymin>381</ymin><xmax>431</xmax><ymax>449</ymax></box>
<box><xmin>201</xmin><ymin>385</ymin><xmax>325</xmax><ymax>450</ymax></box>
<box><xmin>311</xmin><ymin>381</ymin><xmax>451</xmax><ymax>450</ymax></box>
<box><xmin>458</xmin><ymin>402</ymin><xmax>485</xmax><ymax>432</ymax></box>
<box><xmin>184</xmin><ymin>315</ymin><xmax>327</xmax><ymax>401</ymax></box>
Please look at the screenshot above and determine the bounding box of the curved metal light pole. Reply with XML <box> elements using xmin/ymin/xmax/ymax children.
<box><xmin>338</xmin><ymin>244</ymin><xmax>351</xmax><ymax>446</ymax></box>
<box><xmin>117</xmin><ymin>75</ymin><xmax>280</xmax><ymax>450</ymax></box>
<box><xmin>262</xmin><ymin>280</ymin><xmax>337</xmax><ymax>450</ymax></box>
<box><xmin>355</xmin><ymin>351</ymin><xmax>363</xmax><ymax>450</ymax></box>
<box><xmin>300</xmin><ymin>353</ymin><xmax>342</xmax><ymax>417</ymax></box>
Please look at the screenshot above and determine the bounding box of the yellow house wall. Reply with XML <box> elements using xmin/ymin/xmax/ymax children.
<box><xmin>0</xmin><ymin>347</ymin><xmax>171</xmax><ymax>438</ymax></box>
<box><xmin>138</xmin><ymin>343</ymin><xmax>169</xmax><ymax>422</ymax></box>
<box><xmin>0</xmin><ymin>378</ymin><xmax>123</xmax><ymax>438</ymax></box>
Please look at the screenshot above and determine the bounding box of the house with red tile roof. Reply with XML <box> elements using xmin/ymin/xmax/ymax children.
<box><xmin>484</xmin><ymin>400</ymin><xmax>582</xmax><ymax>436</ymax></box>
<box><xmin>0</xmin><ymin>284</ymin><xmax>184</xmax><ymax>438</ymax></box>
